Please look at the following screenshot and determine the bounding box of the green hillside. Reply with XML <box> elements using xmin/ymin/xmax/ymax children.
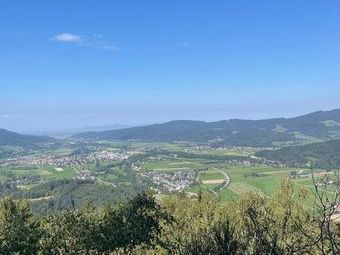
<box><xmin>0</xmin><ymin>129</ymin><xmax>54</xmax><ymax>147</ymax></box>
<box><xmin>256</xmin><ymin>139</ymin><xmax>340</xmax><ymax>168</ymax></box>
<box><xmin>74</xmin><ymin>109</ymin><xmax>340</xmax><ymax>147</ymax></box>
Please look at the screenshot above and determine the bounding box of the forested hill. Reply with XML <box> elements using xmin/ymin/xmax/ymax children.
<box><xmin>74</xmin><ymin>109</ymin><xmax>340</xmax><ymax>147</ymax></box>
<box><xmin>256</xmin><ymin>139</ymin><xmax>340</xmax><ymax>168</ymax></box>
<box><xmin>0</xmin><ymin>129</ymin><xmax>54</xmax><ymax>147</ymax></box>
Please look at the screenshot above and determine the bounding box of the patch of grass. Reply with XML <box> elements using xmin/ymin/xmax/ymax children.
<box><xmin>186</xmin><ymin>185</ymin><xmax>201</xmax><ymax>194</ymax></box>
<box><xmin>219</xmin><ymin>189</ymin><xmax>239</xmax><ymax>201</ymax></box>
<box><xmin>199</xmin><ymin>171</ymin><xmax>224</xmax><ymax>181</ymax></box>
<box><xmin>52</xmin><ymin>167</ymin><xmax>77</xmax><ymax>179</ymax></box>
<box><xmin>243</xmin><ymin>177</ymin><xmax>282</xmax><ymax>195</ymax></box>
<box><xmin>201</xmin><ymin>183</ymin><xmax>219</xmax><ymax>190</ymax></box>
<box><xmin>142</xmin><ymin>158</ymin><xmax>205</xmax><ymax>172</ymax></box>
<box><xmin>228</xmin><ymin>182</ymin><xmax>263</xmax><ymax>195</ymax></box>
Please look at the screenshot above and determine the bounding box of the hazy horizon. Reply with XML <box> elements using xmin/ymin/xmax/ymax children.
<box><xmin>3</xmin><ymin>108</ymin><xmax>339</xmax><ymax>136</ymax></box>
<box><xmin>2</xmin><ymin>1</ymin><xmax>340</xmax><ymax>133</ymax></box>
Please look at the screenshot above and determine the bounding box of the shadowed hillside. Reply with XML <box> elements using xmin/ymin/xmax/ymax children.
<box><xmin>0</xmin><ymin>129</ymin><xmax>54</xmax><ymax>147</ymax></box>
<box><xmin>74</xmin><ymin>109</ymin><xmax>340</xmax><ymax>147</ymax></box>
<box><xmin>256</xmin><ymin>139</ymin><xmax>340</xmax><ymax>168</ymax></box>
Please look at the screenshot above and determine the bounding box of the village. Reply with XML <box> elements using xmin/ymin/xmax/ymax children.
<box><xmin>139</xmin><ymin>170</ymin><xmax>197</xmax><ymax>193</ymax></box>
<box><xmin>0</xmin><ymin>150</ymin><xmax>131</xmax><ymax>168</ymax></box>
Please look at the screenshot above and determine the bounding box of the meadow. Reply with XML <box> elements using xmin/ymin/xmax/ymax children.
<box><xmin>1</xmin><ymin>141</ymin><xmax>337</xmax><ymax>205</ymax></box>
<box><xmin>138</xmin><ymin>152</ymin><xmax>311</xmax><ymax>202</ymax></box>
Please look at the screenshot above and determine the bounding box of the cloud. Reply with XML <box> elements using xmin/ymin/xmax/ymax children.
<box><xmin>50</xmin><ymin>33</ymin><xmax>118</xmax><ymax>52</ymax></box>
<box><xmin>51</xmin><ymin>33</ymin><xmax>82</xmax><ymax>43</ymax></box>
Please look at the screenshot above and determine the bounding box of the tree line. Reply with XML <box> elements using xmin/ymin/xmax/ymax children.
<box><xmin>0</xmin><ymin>180</ymin><xmax>339</xmax><ymax>254</ymax></box>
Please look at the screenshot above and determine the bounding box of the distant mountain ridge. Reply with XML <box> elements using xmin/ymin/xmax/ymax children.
<box><xmin>0</xmin><ymin>128</ymin><xmax>54</xmax><ymax>147</ymax></box>
<box><xmin>256</xmin><ymin>139</ymin><xmax>340</xmax><ymax>168</ymax></box>
<box><xmin>74</xmin><ymin>109</ymin><xmax>340</xmax><ymax>147</ymax></box>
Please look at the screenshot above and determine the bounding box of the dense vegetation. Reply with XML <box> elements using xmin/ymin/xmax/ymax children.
<box><xmin>1</xmin><ymin>111</ymin><xmax>340</xmax><ymax>254</ymax></box>
<box><xmin>0</xmin><ymin>177</ymin><xmax>148</xmax><ymax>215</ymax></box>
<box><xmin>257</xmin><ymin>139</ymin><xmax>340</xmax><ymax>168</ymax></box>
<box><xmin>0</xmin><ymin>181</ymin><xmax>339</xmax><ymax>254</ymax></box>
<box><xmin>74</xmin><ymin>109</ymin><xmax>340</xmax><ymax>147</ymax></box>
<box><xmin>0</xmin><ymin>129</ymin><xmax>54</xmax><ymax>148</ymax></box>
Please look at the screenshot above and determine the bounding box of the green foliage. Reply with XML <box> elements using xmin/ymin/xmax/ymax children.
<box><xmin>95</xmin><ymin>192</ymin><xmax>171</xmax><ymax>253</ymax></box>
<box><xmin>159</xmin><ymin>193</ymin><xmax>239</xmax><ymax>254</ymax></box>
<box><xmin>0</xmin><ymin>182</ymin><xmax>339</xmax><ymax>254</ymax></box>
<box><xmin>0</xmin><ymin>192</ymin><xmax>170</xmax><ymax>255</ymax></box>
<box><xmin>39</xmin><ymin>209</ymin><xmax>97</xmax><ymax>254</ymax></box>
<box><xmin>257</xmin><ymin>139</ymin><xmax>340</xmax><ymax>168</ymax></box>
<box><xmin>74</xmin><ymin>110</ymin><xmax>340</xmax><ymax>146</ymax></box>
<box><xmin>155</xmin><ymin>180</ymin><xmax>339</xmax><ymax>254</ymax></box>
<box><xmin>0</xmin><ymin>197</ymin><xmax>40</xmax><ymax>255</ymax></box>
<box><xmin>224</xmin><ymin>181</ymin><xmax>316</xmax><ymax>254</ymax></box>
<box><xmin>0</xmin><ymin>128</ymin><xmax>54</xmax><ymax>148</ymax></box>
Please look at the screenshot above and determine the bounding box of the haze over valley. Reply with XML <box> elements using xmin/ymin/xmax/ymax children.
<box><xmin>1</xmin><ymin>1</ymin><xmax>339</xmax><ymax>254</ymax></box>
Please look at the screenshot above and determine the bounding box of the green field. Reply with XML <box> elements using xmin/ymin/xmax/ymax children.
<box><xmin>1</xmin><ymin>141</ymin><xmax>337</xmax><ymax>206</ymax></box>
<box><xmin>141</xmin><ymin>158</ymin><xmax>206</xmax><ymax>172</ymax></box>
<box><xmin>136</xmin><ymin>150</ymin><xmax>335</xmax><ymax>203</ymax></box>
<box><xmin>219</xmin><ymin>188</ymin><xmax>239</xmax><ymax>200</ymax></box>
<box><xmin>199</xmin><ymin>169</ymin><xmax>224</xmax><ymax>180</ymax></box>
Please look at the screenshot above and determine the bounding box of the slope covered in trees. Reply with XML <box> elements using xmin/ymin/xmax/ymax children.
<box><xmin>0</xmin><ymin>181</ymin><xmax>339</xmax><ymax>254</ymax></box>
<box><xmin>0</xmin><ymin>177</ymin><xmax>148</xmax><ymax>215</ymax></box>
<box><xmin>0</xmin><ymin>129</ymin><xmax>54</xmax><ymax>147</ymax></box>
<box><xmin>74</xmin><ymin>109</ymin><xmax>340</xmax><ymax>147</ymax></box>
<box><xmin>257</xmin><ymin>139</ymin><xmax>340</xmax><ymax>168</ymax></box>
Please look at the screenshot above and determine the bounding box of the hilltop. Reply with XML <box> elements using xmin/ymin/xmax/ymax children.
<box><xmin>0</xmin><ymin>129</ymin><xmax>54</xmax><ymax>147</ymax></box>
<box><xmin>74</xmin><ymin>109</ymin><xmax>340</xmax><ymax>147</ymax></box>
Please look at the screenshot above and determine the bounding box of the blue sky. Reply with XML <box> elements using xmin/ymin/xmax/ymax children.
<box><xmin>1</xmin><ymin>1</ymin><xmax>340</xmax><ymax>133</ymax></box>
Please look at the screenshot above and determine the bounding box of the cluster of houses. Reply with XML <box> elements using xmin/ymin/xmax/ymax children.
<box><xmin>2</xmin><ymin>175</ymin><xmax>40</xmax><ymax>188</ymax></box>
<box><xmin>139</xmin><ymin>170</ymin><xmax>197</xmax><ymax>192</ymax></box>
<box><xmin>73</xmin><ymin>170</ymin><xmax>96</xmax><ymax>181</ymax></box>
<box><xmin>0</xmin><ymin>151</ymin><xmax>130</xmax><ymax>168</ymax></box>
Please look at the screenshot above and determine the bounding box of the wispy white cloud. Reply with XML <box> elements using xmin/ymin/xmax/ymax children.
<box><xmin>51</xmin><ymin>33</ymin><xmax>82</xmax><ymax>43</ymax></box>
<box><xmin>50</xmin><ymin>33</ymin><xmax>118</xmax><ymax>52</ymax></box>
